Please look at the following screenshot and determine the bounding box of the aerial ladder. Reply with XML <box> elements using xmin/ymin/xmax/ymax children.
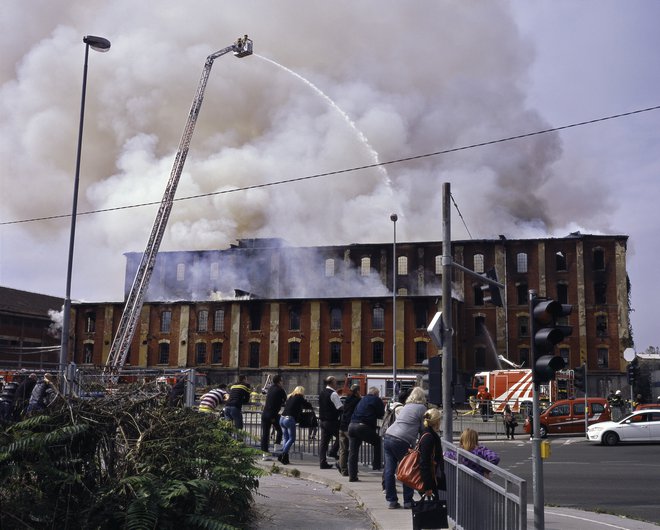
<box><xmin>103</xmin><ymin>36</ymin><xmax>253</xmax><ymax>377</ymax></box>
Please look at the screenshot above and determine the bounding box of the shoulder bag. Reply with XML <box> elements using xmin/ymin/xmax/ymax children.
<box><xmin>395</xmin><ymin>432</ymin><xmax>433</xmax><ymax>491</ymax></box>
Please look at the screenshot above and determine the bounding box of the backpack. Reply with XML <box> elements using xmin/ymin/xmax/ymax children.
<box><xmin>381</xmin><ymin>402</ymin><xmax>402</xmax><ymax>434</ymax></box>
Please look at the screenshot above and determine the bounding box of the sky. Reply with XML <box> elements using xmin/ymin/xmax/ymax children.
<box><xmin>1</xmin><ymin>1</ymin><xmax>658</xmax><ymax>351</ymax></box>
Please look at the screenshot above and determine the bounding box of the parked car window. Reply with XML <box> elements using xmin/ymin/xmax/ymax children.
<box><xmin>592</xmin><ymin>403</ymin><xmax>605</xmax><ymax>414</ymax></box>
<box><xmin>573</xmin><ymin>403</ymin><xmax>585</xmax><ymax>415</ymax></box>
<box><xmin>550</xmin><ymin>404</ymin><xmax>569</xmax><ymax>417</ymax></box>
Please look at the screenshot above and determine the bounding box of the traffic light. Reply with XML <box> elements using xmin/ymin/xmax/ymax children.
<box><xmin>627</xmin><ymin>359</ymin><xmax>639</xmax><ymax>385</ymax></box>
<box><xmin>574</xmin><ymin>365</ymin><xmax>586</xmax><ymax>392</ymax></box>
<box><xmin>480</xmin><ymin>268</ymin><xmax>503</xmax><ymax>307</ymax></box>
<box><xmin>423</xmin><ymin>355</ymin><xmax>442</xmax><ymax>405</ymax></box>
<box><xmin>532</xmin><ymin>298</ymin><xmax>572</xmax><ymax>383</ymax></box>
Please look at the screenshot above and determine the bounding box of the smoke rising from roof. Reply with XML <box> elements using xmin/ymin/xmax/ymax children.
<box><xmin>1</xmin><ymin>1</ymin><xmax>611</xmax><ymax>303</ymax></box>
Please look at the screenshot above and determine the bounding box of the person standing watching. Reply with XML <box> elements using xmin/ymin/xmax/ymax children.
<box><xmin>260</xmin><ymin>375</ymin><xmax>287</xmax><ymax>460</ymax></box>
<box><xmin>224</xmin><ymin>375</ymin><xmax>251</xmax><ymax>430</ymax></box>
<box><xmin>319</xmin><ymin>375</ymin><xmax>343</xmax><ymax>469</ymax></box>
<box><xmin>382</xmin><ymin>386</ymin><xmax>427</xmax><ymax>509</ymax></box>
<box><xmin>418</xmin><ymin>408</ymin><xmax>446</xmax><ymax>498</ymax></box>
<box><xmin>337</xmin><ymin>385</ymin><xmax>361</xmax><ymax>476</ymax></box>
<box><xmin>347</xmin><ymin>386</ymin><xmax>385</xmax><ymax>482</ymax></box>
<box><xmin>277</xmin><ymin>386</ymin><xmax>313</xmax><ymax>465</ymax></box>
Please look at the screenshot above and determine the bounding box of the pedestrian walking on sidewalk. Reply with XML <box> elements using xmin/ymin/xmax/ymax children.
<box><xmin>318</xmin><ymin>376</ymin><xmax>343</xmax><ymax>469</ymax></box>
<box><xmin>338</xmin><ymin>385</ymin><xmax>361</xmax><ymax>476</ymax></box>
<box><xmin>260</xmin><ymin>375</ymin><xmax>286</xmax><ymax>460</ymax></box>
<box><xmin>347</xmin><ymin>386</ymin><xmax>385</xmax><ymax>482</ymax></box>
<box><xmin>382</xmin><ymin>386</ymin><xmax>427</xmax><ymax>509</ymax></box>
<box><xmin>278</xmin><ymin>386</ymin><xmax>313</xmax><ymax>465</ymax></box>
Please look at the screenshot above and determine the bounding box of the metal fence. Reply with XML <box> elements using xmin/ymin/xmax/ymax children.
<box><xmin>441</xmin><ymin>439</ymin><xmax>526</xmax><ymax>530</ymax></box>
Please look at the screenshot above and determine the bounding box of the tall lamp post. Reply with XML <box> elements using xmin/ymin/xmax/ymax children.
<box><xmin>390</xmin><ymin>213</ymin><xmax>398</xmax><ymax>398</ymax></box>
<box><xmin>59</xmin><ymin>35</ymin><xmax>111</xmax><ymax>377</ymax></box>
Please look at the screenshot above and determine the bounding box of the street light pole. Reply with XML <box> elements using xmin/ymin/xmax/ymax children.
<box><xmin>391</xmin><ymin>213</ymin><xmax>398</xmax><ymax>399</ymax></box>
<box><xmin>59</xmin><ymin>36</ymin><xmax>111</xmax><ymax>379</ymax></box>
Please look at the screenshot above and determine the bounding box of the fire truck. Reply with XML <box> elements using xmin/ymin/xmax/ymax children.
<box><xmin>339</xmin><ymin>373</ymin><xmax>421</xmax><ymax>399</ymax></box>
<box><xmin>471</xmin><ymin>368</ymin><xmax>574</xmax><ymax>414</ymax></box>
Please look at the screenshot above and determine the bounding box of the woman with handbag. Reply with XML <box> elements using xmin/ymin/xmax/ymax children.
<box><xmin>382</xmin><ymin>387</ymin><xmax>427</xmax><ymax>509</ymax></box>
<box><xmin>277</xmin><ymin>386</ymin><xmax>313</xmax><ymax>465</ymax></box>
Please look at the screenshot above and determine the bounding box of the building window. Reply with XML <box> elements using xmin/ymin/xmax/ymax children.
<box><xmin>176</xmin><ymin>263</ymin><xmax>185</xmax><ymax>282</ymax></box>
<box><xmin>196</xmin><ymin>342</ymin><xmax>207</xmax><ymax>364</ymax></box>
<box><xmin>435</xmin><ymin>255</ymin><xmax>442</xmax><ymax>275</ymax></box>
<box><xmin>330</xmin><ymin>341</ymin><xmax>341</xmax><ymax>364</ymax></box>
<box><xmin>397</xmin><ymin>256</ymin><xmax>408</xmax><ymax>276</ymax></box>
<box><xmin>475</xmin><ymin>347</ymin><xmax>486</xmax><ymax>369</ymax></box>
<box><xmin>198</xmin><ymin>310</ymin><xmax>208</xmax><ymax>332</ymax></box>
<box><xmin>83</xmin><ymin>343</ymin><xmax>93</xmax><ymax>364</ymax></box>
<box><xmin>414</xmin><ymin>302</ymin><xmax>427</xmax><ymax>329</ymax></box>
<box><xmin>212</xmin><ymin>342</ymin><xmax>222</xmax><ymax>364</ymax></box>
<box><xmin>473</xmin><ymin>254</ymin><xmax>484</xmax><ymax>274</ymax></box>
<box><xmin>330</xmin><ymin>306</ymin><xmax>342</xmax><ymax>331</ymax></box>
<box><xmin>372</xmin><ymin>340</ymin><xmax>384</xmax><ymax>364</ymax></box>
<box><xmin>519</xmin><ymin>348</ymin><xmax>529</xmax><ymax>368</ymax></box>
<box><xmin>597</xmin><ymin>347</ymin><xmax>609</xmax><ymax>368</ymax></box>
<box><xmin>596</xmin><ymin>314</ymin><xmax>608</xmax><ymax>338</ymax></box>
<box><xmin>415</xmin><ymin>341</ymin><xmax>427</xmax><ymax>364</ymax></box>
<box><xmin>593</xmin><ymin>248</ymin><xmax>605</xmax><ymax>271</ymax></box>
<box><xmin>473</xmin><ymin>285</ymin><xmax>484</xmax><ymax>306</ymax></box>
<box><xmin>85</xmin><ymin>312</ymin><xmax>96</xmax><ymax>333</ymax></box>
<box><xmin>214</xmin><ymin>309</ymin><xmax>225</xmax><ymax>332</ymax></box>
<box><xmin>249</xmin><ymin>342</ymin><xmax>260</xmax><ymax>368</ymax></box>
<box><xmin>517</xmin><ymin>283</ymin><xmax>528</xmax><ymax>305</ymax></box>
<box><xmin>249</xmin><ymin>305</ymin><xmax>262</xmax><ymax>331</ymax></box>
<box><xmin>372</xmin><ymin>305</ymin><xmax>385</xmax><ymax>330</ymax></box>
<box><xmin>516</xmin><ymin>253</ymin><xmax>528</xmax><ymax>273</ymax></box>
<box><xmin>288</xmin><ymin>341</ymin><xmax>300</xmax><ymax>364</ymax></box>
<box><xmin>557</xmin><ymin>283</ymin><xmax>568</xmax><ymax>304</ymax></box>
<box><xmin>360</xmin><ymin>257</ymin><xmax>371</xmax><ymax>276</ymax></box>
<box><xmin>210</xmin><ymin>262</ymin><xmax>219</xmax><ymax>281</ymax></box>
<box><xmin>475</xmin><ymin>316</ymin><xmax>485</xmax><ymax>336</ymax></box>
<box><xmin>325</xmin><ymin>258</ymin><xmax>335</xmax><ymax>277</ymax></box>
<box><xmin>158</xmin><ymin>342</ymin><xmax>170</xmax><ymax>365</ymax></box>
<box><xmin>161</xmin><ymin>311</ymin><xmax>172</xmax><ymax>333</ymax></box>
<box><xmin>518</xmin><ymin>316</ymin><xmax>529</xmax><ymax>338</ymax></box>
<box><xmin>594</xmin><ymin>283</ymin><xmax>607</xmax><ymax>305</ymax></box>
<box><xmin>556</xmin><ymin>252</ymin><xmax>567</xmax><ymax>271</ymax></box>
<box><xmin>289</xmin><ymin>305</ymin><xmax>301</xmax><ymax>331</ymax></box>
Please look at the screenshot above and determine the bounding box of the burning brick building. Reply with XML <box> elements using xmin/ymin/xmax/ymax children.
<box><xmin>68</xmin><ymin>232</ymin><xmax>631</xmax><ymax>394</ymax></box>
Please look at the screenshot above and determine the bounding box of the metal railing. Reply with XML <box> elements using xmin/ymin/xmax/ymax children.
<box><xmin>442</xmin><ymin>439</ymin><xmax>526</xmax><ymax>530</ymax></box>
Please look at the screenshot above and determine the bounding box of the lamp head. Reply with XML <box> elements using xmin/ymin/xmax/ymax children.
<box><xmin>83</xmin><ymin>35</ymin><xmax>111</xmax><ymax>52</ymax></box>
<box><xmin>390</xmin><ymin>213</ymin><xmax>398</xmax><ymax>222</ymax></box>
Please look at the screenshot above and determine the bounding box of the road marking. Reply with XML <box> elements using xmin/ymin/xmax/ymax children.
<box><xmin>541</xmin><ymin>508</ymin><xmax>638</xmax><ymax>530</ymax></box>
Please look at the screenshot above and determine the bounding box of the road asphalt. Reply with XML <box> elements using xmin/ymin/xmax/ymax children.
<box><xmin>254</xmin><ymin>452</ymin><xmax>659</xmax><ymax>530</ymax></box>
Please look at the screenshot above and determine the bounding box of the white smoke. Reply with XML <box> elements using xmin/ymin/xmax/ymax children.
<box><xmin>2</xmin><ymin>0</ymin><xmax>608</xmax><ymax>303</ymax></box>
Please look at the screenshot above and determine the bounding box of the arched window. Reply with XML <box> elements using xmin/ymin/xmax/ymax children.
<box><xmin>473</xmin><ymin>254</ymin><xmax>485</xmax><ymax>274</ymax></box>
<box><xmin>360</xmin><ymin>257</ymin><xmax>371</xmax><ymax>276</ymax></box>
<box><xmin>330</xmin><ymin>306</ymin><xmax>342</xmax><ymax>330</ymax></box>
<box><xmin>198</xmin><ymin>310</ymin><xmax>208</xmax><ymax>332</ymax></box>
<box><xmin>516</xmin><ymin>252</ymin><xmax>528</xmax><ymax>273</ymax></box>
<box><xmin>372</xmin><ymin>305</ymin><xmax>385</xmax><ymax>330</ymax></box>
<box><xmin>397</xmin><ymin>256</ymin><xmax>408</xmax><ymax>275</ymax></box>
<box><xmin>325</xmin><ymin>258</ymin><xmax>335</xmax><ymax>277</ymax></box>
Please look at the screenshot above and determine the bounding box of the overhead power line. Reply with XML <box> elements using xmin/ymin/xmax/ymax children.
<box><xmin>2</xmin><ymin>104</ymin><xmax>659</xmax><ymax>227</ymax></box>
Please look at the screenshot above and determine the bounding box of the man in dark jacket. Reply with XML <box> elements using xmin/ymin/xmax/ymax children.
<box><xmin>337</xmin><ymin>385</ymin><xmax>361</xmax><ymax>476</ymax></box>
<box><xmin>260</xmin><ymin>375</ymin><xmax>286</xmax><ymax>460</ymax></box>
<box><xmin>347</xmin><ymin>386</ymin><xmax>385</xmax><ymax>482</ymax></box>
<box><xmin>225</xmin><ymin>375</ymin><xmax>251</xmax><ymax>429</ymax></box>
<box><xmin>318</xmin><ymin>375</ymin><xmax>343</xmax><ymax>469</ymax></box>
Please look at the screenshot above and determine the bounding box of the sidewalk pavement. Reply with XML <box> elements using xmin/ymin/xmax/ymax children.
<box><xmin>256</xmin><ymin>453</ymin><xmax>659</xmax><ymax>530</ymax></box>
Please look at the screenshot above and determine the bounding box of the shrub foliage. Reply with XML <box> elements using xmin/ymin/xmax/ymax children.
<box><xmin>0</xmin><ymin>389</ymin><xmax>263</xmax><ymax>529</ymax></box>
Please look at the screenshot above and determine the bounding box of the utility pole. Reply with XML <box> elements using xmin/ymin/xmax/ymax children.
<box><xmin>441</xmin><ymin>183</ymin><xmax>453</xmax><ymax>441</ymax></box>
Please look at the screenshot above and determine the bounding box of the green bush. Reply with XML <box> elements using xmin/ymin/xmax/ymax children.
<box><xmin>0</xmin><ymin>390</ymin><xmax>263</xmax><ymax>529</ymax></box>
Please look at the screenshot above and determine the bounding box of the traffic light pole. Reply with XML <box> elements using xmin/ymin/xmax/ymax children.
<box><xmin>529</xmin><ymin>289</ymin><xmax>545</xmax><ymax>530</ymax></box>
<box><xmin>441</xmin><ymin>183</ymin><xmax>453</xmax><ymax>442</ymax></box>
